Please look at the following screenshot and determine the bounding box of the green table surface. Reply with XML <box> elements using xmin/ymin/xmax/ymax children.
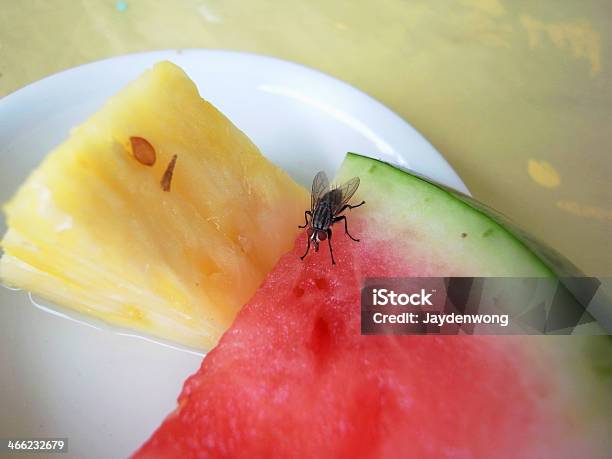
<box><xmin>1</xmin><ymin>0</ymin><xmax>610</xmax><ymax>275</ymax></box>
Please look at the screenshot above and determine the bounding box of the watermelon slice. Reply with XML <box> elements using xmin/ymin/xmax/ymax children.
<box><xmin>133</xmin><ymin>154</ymin><xmax>611</xmax><ymax>459</ymax></box>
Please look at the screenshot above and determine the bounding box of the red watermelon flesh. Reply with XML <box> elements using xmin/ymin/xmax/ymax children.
<box><xmin>133</xmin><ymin>154</ymin><xmax>611</xmax><ymax>459</ymax></box>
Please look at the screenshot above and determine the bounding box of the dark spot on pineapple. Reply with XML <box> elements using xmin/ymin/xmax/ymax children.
<box><xmin>461</xmin><ymin>232</ymin><xmax>468</xmax><ymax>238</ymax></box>
<box><xmin>367</xmin><ymin>164</ymin><xmax>378</xmax><ymax>173</ymax></box>
<box><xmin>201</xmin><ymin>259</ymin><xmax>221</xmax><ymax>277</ymax></box>
<box><xmin>309</xmin><ymin>316</ymin><xmax>332</xmax><ymax>365</ymax></box>
<box><xmin>130</xmin><ymin>136</ymin><xmax>156</xmax><ymax>166</ymax></box>
<box><xmin>314</xmin><ymin>278</ymin><xmax>329</xmax><ymax>291</ymax></box>
<box><xmin>293</xmin><ymin>286</ymin><xmax>305</xmax><ymax>298</ymax></box>
<box><xmin>482</xmin><ymin>228</ymin><xmax>494</xmax><ymax>238</ymax></box>
<box><xmin>160</xmin><ymin>154</ymin><xmax>178</xmax><ymax>191</ymax></box>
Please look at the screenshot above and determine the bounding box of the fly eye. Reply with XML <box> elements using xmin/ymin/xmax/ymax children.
<box><xmin>317</xmin><ymin>230</ymin><xmax>327</xmax><ymax>241</ymax></box>
<box><xmin>307</xmin><ymin>228</ymin><xmax>314</xmax><ymax>236</ymax></box>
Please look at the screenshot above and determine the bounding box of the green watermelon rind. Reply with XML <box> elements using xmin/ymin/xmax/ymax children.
<box><xmin>338</xmin><ymin>153</ymin><xmax>554</xmax><ymax>277</ymax></box>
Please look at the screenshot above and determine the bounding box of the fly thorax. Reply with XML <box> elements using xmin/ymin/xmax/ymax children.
<box><xmin>313</xmin><ymin>202</ymin><xmax>332</xmax><ymax>230</ymax></box>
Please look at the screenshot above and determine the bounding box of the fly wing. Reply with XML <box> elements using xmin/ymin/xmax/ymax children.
<box><xmin>311</xmin><ymin>171</ymin><xmax>330</xmax><ymax>210</ymax></box>
<box><xmin>332</xmin><ymin>176</ymin><xmax>360</xmax><ymax>213</ymax></box>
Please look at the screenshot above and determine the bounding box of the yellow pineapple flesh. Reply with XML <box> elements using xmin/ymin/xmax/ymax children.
<box><xmin>0</xmin><ymin>62</ymin><xmax>308</xmax><ymax>350</ymax></box>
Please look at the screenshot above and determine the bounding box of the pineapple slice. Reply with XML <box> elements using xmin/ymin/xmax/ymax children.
<box><xmin>0</xmin><ymin>62</ymin><xmax>308</xmax><ymax>350</ymax></box>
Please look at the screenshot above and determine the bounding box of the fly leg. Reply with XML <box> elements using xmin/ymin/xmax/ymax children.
<box><xmin>300</xmin><ymin>234</ymin><xmax>312</xmax><ymax>260</ymax></box>
<box><xmin>298</xmin><ymin>210</ymin><xmax>312</xmax><ymax>228</ymax></box>
<box><xmin>333</xmin><ymin>215</ymin><xmax>359</xmax><ymax>242</ymax></box>
<box><xmin>337</xmin><ymin>201</ymin><xmax>365</xmax><ymax>214</ymax></box>
<box><xmin>327</xmin><ymin>228</ymin><xmax>336</xmax><ymax>265</ymax></box>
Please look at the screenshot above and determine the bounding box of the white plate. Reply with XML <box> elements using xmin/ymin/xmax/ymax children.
<box><xmin>0</xmin><ymin>50</ymin><xmax>467</xmax><ymax>459</ymax></box>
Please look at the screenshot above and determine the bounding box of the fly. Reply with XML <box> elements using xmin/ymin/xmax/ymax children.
<box><xmin>299</xmin><ymin>171</ymin><xmax>365</xmax><ymax>265</ymax></box>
